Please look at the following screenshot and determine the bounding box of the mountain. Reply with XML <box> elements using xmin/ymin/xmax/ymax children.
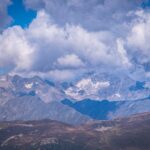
<box><xmin>0</xmin><ymin>96</ymin><xmax>92</xmax><ymax>125</ymax></box>
<box><xmin>63</xmin><ymin>72</ymin><xmax>150</xmax><ymax>101</ymax></box>
<box><xmin>0</xmin><ymin>112</ymin><xmax>150</xmax><ymax>150</ymax></box>
<box><xmin>109</xmin><ymin>97</ymin><xmax>150</xmax><ymax>119</ymax></box>
<box><xmin>0</xmin><ymin>75</ymin><xmax>92</xmax><ymax>125</ymax></box>
<box><xmin>62</xmin><ymin>99</ymin><xmax>118</xmax><ymax>120</ymax></box>
<box><xmin>1</xmin><ymin>73</ymin><xmax>149</xmax><ymax>103</ymax></box>
<box><xmin>0</xmin><ymin>74</ymin><xmax>150</xmax><ymax>125</ymax></box>
<box><xmin>62</xmin><ymin>97</ymin><xmax>150</xmax><ymax>120</ymax></box>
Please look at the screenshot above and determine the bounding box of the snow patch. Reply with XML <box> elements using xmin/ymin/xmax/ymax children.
<box><xmin>24</xmin><ymin>83</ymin><xmax>33</xmax><ymax>89</ymax></box>
<box><xmin>65</xmin><ymin>78</ymin><xmax>110</xmax><ymax>100</ymax></box>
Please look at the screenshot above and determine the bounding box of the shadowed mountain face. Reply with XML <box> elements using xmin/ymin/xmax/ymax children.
<box><xmin>0</xmin><ymin>113</ymin><xmax>150</xmax><ymax>150</ymax></box>
<box><xmin>62</xmin><ymin>98</ymin><xmax>150</xmax><ymax>120</ymax></box>
<box><xmin>62</xmin><ymin>99</ymin><xmax>118</xmax><ymax>120</ymax></box>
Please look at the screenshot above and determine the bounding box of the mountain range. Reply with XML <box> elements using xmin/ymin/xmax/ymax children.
<box><xmin>0</xmin><ymin>74</ymin><xmax>150</xmax><ymax>124</ymax></box>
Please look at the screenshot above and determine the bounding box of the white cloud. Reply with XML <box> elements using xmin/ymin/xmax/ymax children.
<box><xmin>117</xmin><ymin>38</ymin><xmax>132</xmax><ymax>68</ymax></box>
<box><xmin>24</xmin><ymin>0</ymin><xmax>146</xmax><ymax>31</ymax></box>
<box><xmin>127</xmin><ymin>10</ymin><xmax>150</xmax><ymax>64</ymax></box>
<box><xmin>25</xmin><ymin>11</ymin><xmax>136</xmax><ymax>73</ymax></box>
<box><xmin>56</xmin><ymin>54</ymin><xmax>85</xmax><ymax>69</ymax></box>
<box><xmin>0</xmin><ymin>11</ymin><xmax>127</xmax><ymax>72</ymax></box>
<box><xmin>0</xmin><ymin>26</ymin><xmax>34</xmax><ymax>72</ymax></box>
<box><xmin>0</xmin><ymin>1</ymin><xmax>150</xmax><ymax>81</ymax></box>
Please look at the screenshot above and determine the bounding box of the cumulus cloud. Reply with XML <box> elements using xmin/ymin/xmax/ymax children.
<box><xmin>0</xmin><ymin>26</ymin><xmax>34</xmax><ymax>71</ymax></box>
<box><xmin>0</xmin><ymin>11</ymin><xmax>132</xmax><ymax>73</ymax></box>
<box><xmin>24</xmin><ymin>0</ymin><xmax>147</xmax><ymax>31</ymax></box>
<box><xmin>0</xmin><ymin>0</ymin><xmax>150</xmax><ymax>81</ymax></box>
<box><xmin>55</xmin><ymin>54</ymin><xmax>85</xmax><ymax>69</ymax></box>
<box><xmin>127</xmin><ymin>10</ymin><xmax>150</xmax><ymax>65</ymax></box>
<box><xmin>0</xmin><ymin>0</ymin><xmax>12</xmax><ymax>30</ymax></box>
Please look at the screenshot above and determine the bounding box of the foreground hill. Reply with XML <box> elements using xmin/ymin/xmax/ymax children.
<box><xmin>0</xmin><ymin>113</ymin><xmax>150</xmax><ymax>150</ymax></box>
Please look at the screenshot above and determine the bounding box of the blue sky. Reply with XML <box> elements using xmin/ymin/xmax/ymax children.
<box><xmin>8</xmin><ymin>0</ymin><xmax>36</xmax><ymax>28</ymax></box>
